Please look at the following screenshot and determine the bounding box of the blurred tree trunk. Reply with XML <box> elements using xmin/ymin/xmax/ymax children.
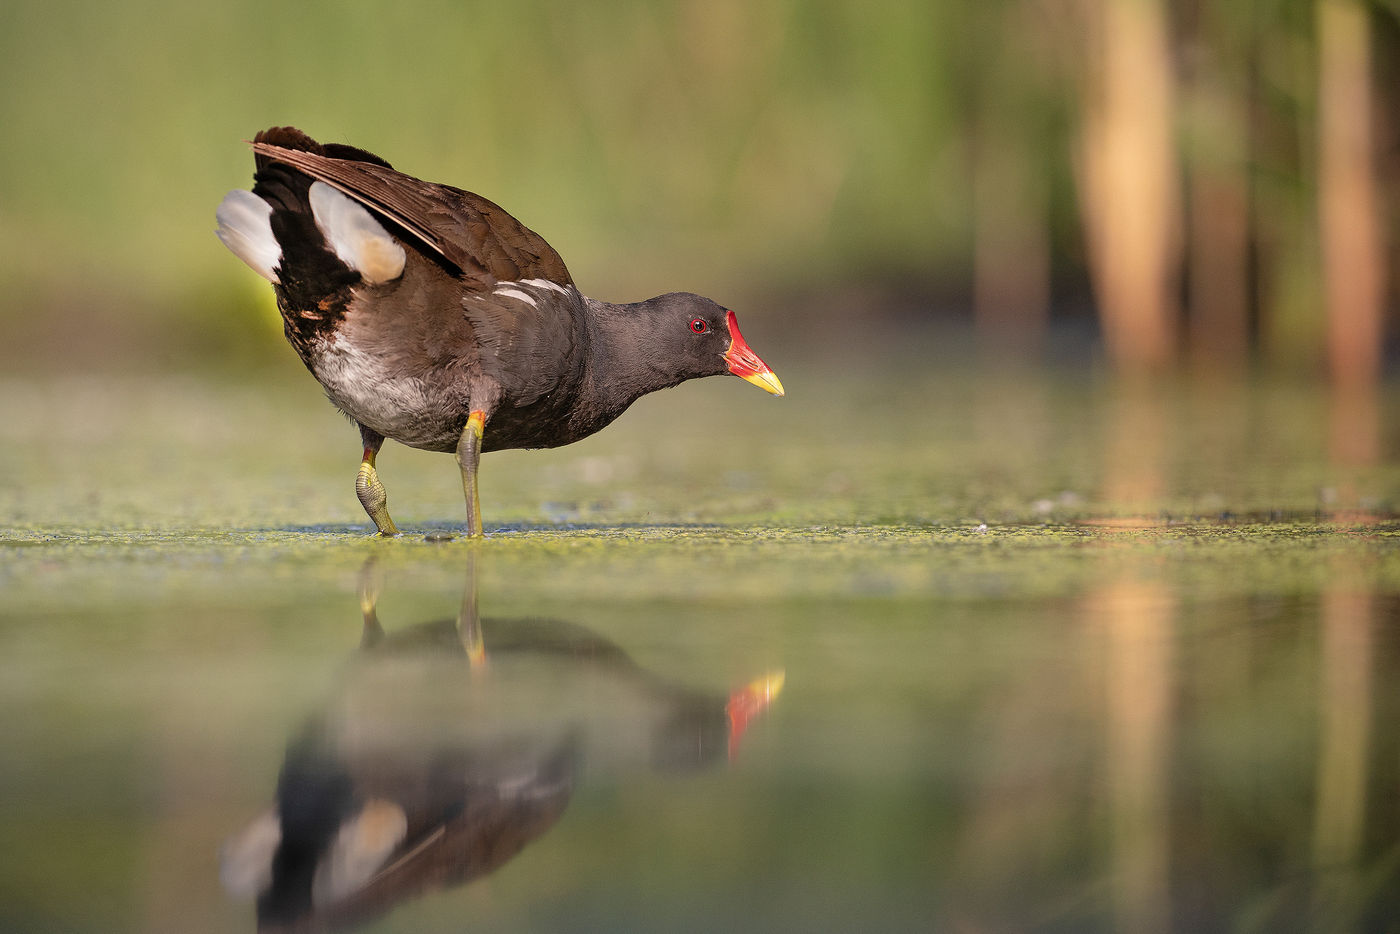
<box><xmin>1181</xmin><ymin>5</ymin><xmax>1252</xmax><ymax>370</ymax></box>
<box><xmin>1075</xmin><ymin>0</ymin><xmax>1180</xmax><ymax>371</ymax></box>
<box><xmin>1317</xmin><ymin>0</ymin><xmax>1384</xmax><ymax>469</ymax></box>
<box><xmin>1186</xmin><ymin>146</ymin><xmax>1251</xmax><ymax>370</ymax></box>
<box><xmin>1317</xmin><ymin>0</ymin><xmax>1383</xmax><ymax>394</ymax></box>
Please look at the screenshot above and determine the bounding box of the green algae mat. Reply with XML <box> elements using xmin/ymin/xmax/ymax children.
<box><xmin>2</xmin><ymin>365</ymin><xmax>1398</xmax><ymax>932</ymax></box>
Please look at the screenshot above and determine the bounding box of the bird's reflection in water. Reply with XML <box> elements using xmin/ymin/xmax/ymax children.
<box><xmin>221</xmin><ymin>557</ymin><xmax>783</xmax><ymax>933</ymax></box>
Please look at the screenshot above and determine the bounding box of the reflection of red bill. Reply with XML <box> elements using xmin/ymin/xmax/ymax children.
<box><xmin>724</xmin><ymin>311</ymin><xmax>785</xmax><ymax>396</ymax></box>
<box><xmin>727</xmin><ymin>670</ymin><xmax>786</xmax><ymax>760</ymax></box>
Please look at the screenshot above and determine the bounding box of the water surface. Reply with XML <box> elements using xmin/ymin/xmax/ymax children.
<box><xmin>2</xmin><ymin>362</ymin><xmax>1398</xmax><ymax>932</ymax></box>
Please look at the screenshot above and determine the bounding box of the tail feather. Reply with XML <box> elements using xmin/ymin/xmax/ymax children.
<box><xmin>218</xmin><ymin>127</ymin><xmax>402</xmax><ymax>291</ymax></box>
<box><xmin>215</xmin><ymin>189</ymin><xmax>281</xmax><ymax>283</ymax></box>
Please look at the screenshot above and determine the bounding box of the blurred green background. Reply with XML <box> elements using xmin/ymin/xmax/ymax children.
<box><xmin>3</xmin><ymin>0</ymin><xmax>1395</xmax><ymax>378</ymax></box>
<box><xmin>3</xmin><ymin>6</ymin><xmax>1399</xmax><ymax>929</ymax></box>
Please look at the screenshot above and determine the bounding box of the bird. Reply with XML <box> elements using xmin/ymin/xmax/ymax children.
<box><xmin>216</xmin><ymin>126</ymin><xmax>784</xmax><ymax>537</ymax></box>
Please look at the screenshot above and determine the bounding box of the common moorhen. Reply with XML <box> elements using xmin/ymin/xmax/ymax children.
<box><xmin>216</xmin><ymin>126</ymin><xmax>783</xmax><ymax>537</ymax></box>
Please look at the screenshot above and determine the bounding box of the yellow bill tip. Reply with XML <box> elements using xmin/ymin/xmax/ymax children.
<box><xmin>741</xmin><ymin>368</ymin><xmax>785</xmax><ymax>397</ymax></box>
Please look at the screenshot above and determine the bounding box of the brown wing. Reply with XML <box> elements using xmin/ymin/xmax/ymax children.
<box><xmin>251</xmin><ymin>140</ymin><xmax>574</xmax><ymax>289</ymax></box>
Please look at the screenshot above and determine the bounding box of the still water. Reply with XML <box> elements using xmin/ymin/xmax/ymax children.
<box><xmin>1</xmin><ymin>359</ymin><xmax>1398</xmax><ymax>932</ymax></box>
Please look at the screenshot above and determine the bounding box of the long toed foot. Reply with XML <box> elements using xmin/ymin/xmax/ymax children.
<box><xmin>455</xmin><ymin>410</ymin><xmax>487</xmax><ymax>538</ymax></box>
<box><xmin>355</xmin><ymin>427</ymin><xmax>400</xmax><ymax>536</ymax></box>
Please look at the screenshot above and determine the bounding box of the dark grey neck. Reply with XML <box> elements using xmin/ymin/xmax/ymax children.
<box><xmin>575</xmin><ymin>295</ymin><xmax>690</xmax><ymax>424</ymax></box>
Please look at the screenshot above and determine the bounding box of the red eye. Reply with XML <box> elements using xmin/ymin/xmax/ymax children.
<box><xmin>689</xmin><ymin>318</ymin><xmax>709</xmax><ymax>334</ymax></box>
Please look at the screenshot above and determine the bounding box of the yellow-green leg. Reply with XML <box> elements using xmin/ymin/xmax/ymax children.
<box><xmin>355</xmin><ymin>431</ymin><xmax>400</xmax><ymax>537</ymax></box>
<box><xmin>455</xmin><ymin>410</ymin><xmax>486</xmax><ymax>538</ymax></box>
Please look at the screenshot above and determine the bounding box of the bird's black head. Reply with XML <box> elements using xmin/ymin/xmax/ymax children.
<box><xmin>648</xmin><ymin>293</ymin><xmax>784</xmax><ymax>395</ymax></box>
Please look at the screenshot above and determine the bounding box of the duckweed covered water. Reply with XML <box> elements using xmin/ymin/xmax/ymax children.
<box><xmin>2</xmin><ymin>359</ymin><xmax>1398</xmax><ymax>932</ymax></box>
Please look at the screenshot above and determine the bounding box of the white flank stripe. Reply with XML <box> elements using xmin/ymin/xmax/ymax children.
<box><xmin>215</xmin><ymin>190</ymin><xmax>281</xmax><ymax>283</ymax></box>
<box><xmin>520</xmin><ymin>277</ymin><xmax>570</xmax><ymax>295</ymax></box>
<box><xmin>495</xmin><ymin>287</ymin><xmax>538</xmax><ymax>307</ymax></box>
<box><xmin>309</xmin><ymin>181</ymin><xmax>406</xmax><ymax>284</ymax></box>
